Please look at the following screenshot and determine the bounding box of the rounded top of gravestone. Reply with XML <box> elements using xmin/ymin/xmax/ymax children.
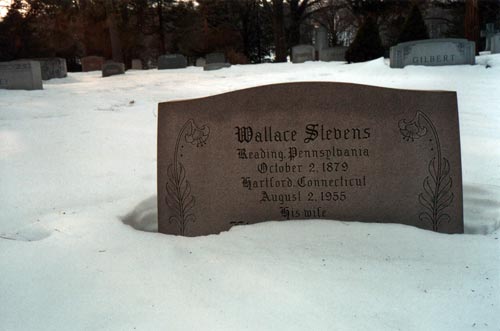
<box><xmin>393</xmin><ymin>38</ymin><xmax>473</xmax><ymax>47</ymax></box>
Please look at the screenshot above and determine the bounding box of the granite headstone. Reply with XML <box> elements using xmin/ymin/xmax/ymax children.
<box><xmin>36</xmin><ymin>58</ymin><xmax>67</xmax><ymax>80</ymax></box>
<box><xmin>158</xmin><ymin>54</ymin><xmax>187</xmax><ymax>70</ymax></box>
<box><xmin>203</xmin><ymin>63</ymin><xmax>231</xmax><ymax>71</ymax></box>
<box><xmin>102</xmin><ymin>62</ymin><xmax>125</xmax><ymax>77</ymax></box>
<box><xmin>490</xmin><ymin>33</ymin><xmax>500</xmax><ymax>54</ymax></box>
<box><xmin>158</xmin><ymin>82</ymin><xmax>463</xmax><ymax>236</ymax></box>
<box><xmin>81</xmin><ymin>56</ymin><xmax>105</xmax><ymax>72</ymax></box>
<box><xmin>131</xmin><ymin>59</ymin><xmax>143</xmax><ymax>70</ymax></box>
<box><xmin>292</xmin><ymin>45</ymin><xmax>315</xmax><ymax>63</ymax></box>
<box><xmin>319</xmin><ymin>46</ymin><xmax>348</xmax><ymax>62</ymax></box>
<box><xmin>480</xmin><ymin>23</ymin><xmax>499</xmax><ymax>52</ymax></box>
<box><xmin>0</xmin><ymin>60</ymin><xmax>43</xmax><ymax>90</ymax></box>
<box><xmin>390</xmin><ymin>39</ymin><xmax>475</xmax><ymax>68</ymax></box>
<box><xmin>206</xmin><ymin>53</ymin><xmax>226</xmax><ymax>64</ymax></box>
<box><xmin>196</xmin><ymin>57</ymin><xmax>206</xmax><ymax>67</ymax></box>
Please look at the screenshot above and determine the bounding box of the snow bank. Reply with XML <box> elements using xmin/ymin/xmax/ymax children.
<box><xmin>476</xmin><ymin>53</ymin><xmax>500</xmax><ymax>68</ymax></box>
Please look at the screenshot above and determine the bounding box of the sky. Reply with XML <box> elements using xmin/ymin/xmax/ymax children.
<box><xmin>0</xmin><ymin>0</ymin><xmax>11</xmax><ymax>18</ymax></box>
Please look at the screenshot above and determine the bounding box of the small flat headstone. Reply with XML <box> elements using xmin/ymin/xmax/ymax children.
<box><xmin>203</xmin><ymin>63</ymin><xmax>231</xmax><ymax>71</ymax></box>
<box><xmin>0</xmin><ymin>60</ymin><xmax>43</xmax><ymax>90</ymax></box>
<box><xmin>292</xmin><ymin>45</ymin><xmax>315</xmax><ymax>63</ymax></box>
<box><xmin>390</xmin><ymin>38</ymin><xmax>475</xmax><ymax>68</ymax></box>
<box><xmin>490</xmin><ymin>33</ymin><xmax>500</xmax><ymax>54</ymax></box>
<box><xmin>158</xmin><ymin>54</ymin><xmax>187</xmax><ymax>70</ymax></box>
<box><xmin>81</xmin><ymin>56</ymin><xmax>105</xmax><ymax>72</ymax></box>
<box><xmin>131</xmin><ymin>59</ymin><xmax>143</xmax><ymax>70</ymax></box>
<box><xmin>102</xmin><ymin>62</ymin><xmax>125</xmax><ymax>77</ymax></box>
<box><xmin>206</xmin><ymin>53</ymin><xmax>226</xmax><ymax>64</ymax></box>
<box><xmin>35</xmin><ymin>58</ymin><xmax>67</xmax><ymax>80</ymax></box>
<box><xmin>319</xmin><ymin>46</ymin><xmax>348</xmax><ymax>62</ymax></box>
<box><xmin>157</xmin><ymin>82</ymin><xmax>464</xmax><ymax>236</ymax></box>
<box><xmin>195</xmin><ymin>57</ymin><xmax>206</xmax><ymax>67</ymax></box>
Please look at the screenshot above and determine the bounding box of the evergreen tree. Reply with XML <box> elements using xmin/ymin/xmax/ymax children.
<box><xmin>0</xmin><ymin>0</ymin><xmax>47</xmax><ymax>60</ymax></box>
<box><xmin>0</xmin><ymin>1</ymin><xmax>26</xmax><ymax>60</ymax></box>
<box><xmin>397</xmin><ymin>3</ymin><xmax>429</xmax><ymax>43</ymax></box>
<box><xmin>345</xmin><ymin>16</ymin><xmax>384</xmax><ymax>63</ymax></box>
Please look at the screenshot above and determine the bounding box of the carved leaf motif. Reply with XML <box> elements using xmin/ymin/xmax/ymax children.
<box><xmin>438</xmin><ymin>174</ymin><xmax>452</xmax><ymax>197</ymax></box>
<box><xmin>419</xmin><ymin>212</ymin><xmax>433</xmax><ymax>225</ymax></box>
<box><xmin>428</xmin><ymin>157</ymin><xmax>437</xmax><ymax>185</ymax></box>
<box><xmin>418</xmin><ymin>157</ymin><xmax>454</xmax><ymax>231</ymax></box>
<box><xmin>165</xmin><ymin>162</ymin><xmax>196</xmax><ymax>235</ymax></box>
<box><xmin>400</xmin><ymin>111</ymin><xmax>455</xmax><ymax>232</ymax></box>
<box><xmin>169</xmin><ymin>216</ymin><xmax>181</xmax><ymax>229</ymax></box>
<box><xmin>164</xmin><ymin>119</ymin><xmax>210</xmax><ymax>235</ymax></box>
<box><xmin>437</xmin><ymin>214</ymin><xmax>451</xmax><ymax>225</ymax></box>
<box><xmin>419</xmin><ymin>191</ymin><xmax>433</xmax><ymax>213</ymax></box>
<box><xmin>184</xmin><ymin>196</ymin><xmax>195</xmax><ymax>216</ymax></box>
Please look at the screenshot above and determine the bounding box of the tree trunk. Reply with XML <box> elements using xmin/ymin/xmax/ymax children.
<box><xmin>157</xmin><ymin>0</ymin><xmax>166</xmax><ymax>55</ymax></box>
<box><xmin>288</xmin><ymin>0</ymin><xmax>304</xmax><ymax>47</ymax></box>
<box><xmin>465</xmin><ymin>0</ymin><xmax>479</xmax><ymax>53</ymax></box>
<box><xmin>105</xmin><ymin>0</ymin><xmax>123</xmax><ymax>62</ymax></box>
<box><xmin>271</xmin><ymin>0</ymin><xmax>287</xmax><ymax>62</ymax></box>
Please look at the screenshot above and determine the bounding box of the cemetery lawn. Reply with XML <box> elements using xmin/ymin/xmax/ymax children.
<box><xmin>1</xmin><ymin>56</ymin><xmax>499</xmax><ymax>331</ymax></box>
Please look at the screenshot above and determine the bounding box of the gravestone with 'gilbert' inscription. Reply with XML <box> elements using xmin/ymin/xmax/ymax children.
<box><xmin>390</xmin><ymin>39</ymin><xmax>475</xmax><ymax>68</ymax></box>
<box><xmin>157</xmin><ymin>82</ymin><xmax>463</xmax><ymax>236</ymax></box>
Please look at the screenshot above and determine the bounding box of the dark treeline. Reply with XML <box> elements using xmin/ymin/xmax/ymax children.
<box><xmin>0</xmin><ymin>0</ymin><xmax>498</xmax><ymax>69</ymax></box>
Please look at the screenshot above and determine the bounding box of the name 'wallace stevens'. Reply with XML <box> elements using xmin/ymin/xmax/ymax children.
<box><xmin>235</xmin><ymin>124</ymin><xmax>371</xmax><ymax>144</ymax></box>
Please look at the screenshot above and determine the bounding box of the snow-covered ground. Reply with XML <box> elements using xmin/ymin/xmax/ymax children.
<box><xmin>1</xmin><ymin>57</ymin><xmax>499</xmax><ymax>330</ymax></box>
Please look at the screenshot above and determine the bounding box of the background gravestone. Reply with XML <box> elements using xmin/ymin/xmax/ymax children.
<box><xmin>292</xmin><ymin>45</ymin><xmax>315</xmax><ymax>63</ymax></box>
<box><xmin>390</xmin><ymin>39</ymin><xmax>475</xmax><ymax>68</ymax></box>
<box><xmin>490</xmin><ymin>33</ymin><xmax>500</xmax><ymax>54</ymax></box>
<box><xmin>195</xmin><ymin>57</ymin><xmax>206</xmax><ymax>67</ymax></box>
<box><xmin>102</xmin><ymin>62</ymin><xmax>125</xmax><ymax>77</ymax></box>
<box><xmin>0</xmin><ymin>60</ymin><xmax>43</xmax><ymax>90</ymax></box>
<box><xmin>81</xmin><ymin>56</ymin><xmax>105</xmax><ymax>72</ymax></box>
<box><xmin>131</xmin><ymin>59</ymin><xmax>143</xmax><ymax>70</ymax></box>
<box><xmin>314</xmin><ymin>26</ymin><xmax>328</xmax><ymax>56</ymax></box>
<box><xmin>203</xmin><ymin>53</ymin><xmax>230</xmax><ymax>70</ymax></box>
<box><xmin>203</xmin><ymin>63</ymin><xmax>231</xmax><ymax>71</ymax></box>
<box><xmin>319</xmin><ymin>47</ymin><xmax>348</xmax><ymax>62</ymax></box>
<box><xmin>205</xmin><ymin>53</ymin><xmax>226</xmax><ymax>64</ymax></box>
<box><xmin>35</xmin><ymin>58</ymin><xmax>67</xmax><ymax>80</ymax></box>
<box><xmin>158</xmin><ymin>54</ymin><xmax>187</xmax><ymax>70</ymax></box>
<box><xmin>157</xmin><ymin>82</ymin><xmax>463</xmax><ymax>236</ymax></box>
<box><xmin>480</xmin><ymin>23</ymin><xmax>499</xmax><ymax>52</ymax></box>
